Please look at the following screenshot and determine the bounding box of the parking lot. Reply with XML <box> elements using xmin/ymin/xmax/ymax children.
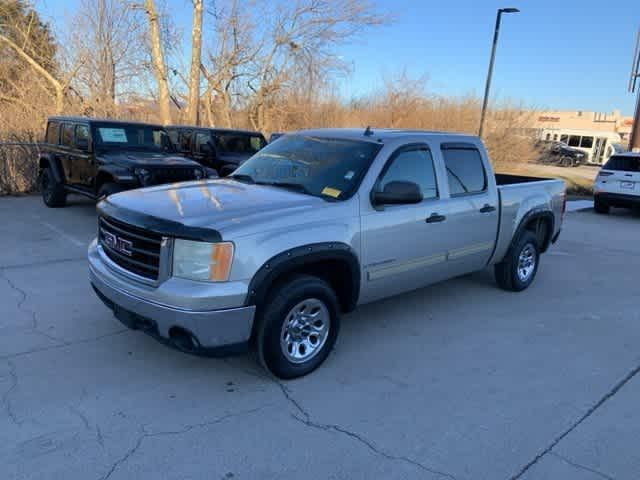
<box><xmin>1</xmin><ymin>195</ymin><xmax>639</xmax><ymax>480</ymax></box>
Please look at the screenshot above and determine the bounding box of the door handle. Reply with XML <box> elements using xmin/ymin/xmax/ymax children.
<box><xmin>480</xmin><ymin>204</ymin><xmax>496</xmax><ymax>213</ymax></box>
<box><xmin>426</xmin><ymin>213</ymin><xmax>446</xmax><ymax>223</ymax></box>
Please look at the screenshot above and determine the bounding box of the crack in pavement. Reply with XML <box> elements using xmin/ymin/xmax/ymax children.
<box><xmin>97</xmin><ymin>406</ymin><xmax>267</xmax><ymax>480</ymax></box>
<box><xmin>0</xmin><ymin>269</ymin><xmax>69</xmax><ymax>346</ymax></box>
<box><xmin>549</xmin><ymin>452</ymin><xmax>615</xmax><ymax>480</ymax></box>
<box><xmin>1</xmin><ymin>359</ymin><xmax>20</xmax><ymax>425</ymax></box>
<box><xmin>509</xmin><ymin>362</ymin><xmax>640</xmax><ymax>480</ymax></box>
<box><xmin>272</xmin><ymin>377</ymin><xmax>456</xmax><ymax>480</ymax></box>
<box><xmin>0</xmin><ymin>329</ymin><xmax>129</xmax><ymax>361</ymax></box>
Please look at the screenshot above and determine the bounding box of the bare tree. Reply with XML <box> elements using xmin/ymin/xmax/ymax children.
<box><xmin>186</xmin><ymin>0</ymin><xmax>203</xmax><ymax>124</ymax></box>
<box><xmin>143</xmin><ymin>0</ymin><xmax>171</xmax><ymax>124</ymax></box>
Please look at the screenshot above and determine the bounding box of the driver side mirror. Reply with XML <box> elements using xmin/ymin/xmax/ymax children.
<box><xmin>371</xmin><ymin>181</ymin><xmax>423</xmax><ymax>207</ymax></box>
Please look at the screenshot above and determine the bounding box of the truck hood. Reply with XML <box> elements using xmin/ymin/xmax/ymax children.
<box><xmin>98</xmin><ymin>179</ymin><xmax>330</xmax><ymax>240</ymax></box>
<box><xmin>96</xmin><ymin>150</ymin><xmax>199</xmax><ymax>168</ymax></box>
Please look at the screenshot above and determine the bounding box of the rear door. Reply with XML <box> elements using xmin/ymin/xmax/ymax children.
<box><xmin>438</xmin><ymin>143</ymin><xmax>499</xmax><ymax>273</ymax></box>
<box><xmin>598</xmin><ymin>156</ymin><xmax>640</xmax><ymax>196</ymax></box>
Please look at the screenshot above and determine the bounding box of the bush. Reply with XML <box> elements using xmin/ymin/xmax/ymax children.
<box><xmin>0</xmin><ymin>141</ymin><xmax>40</xmax><ymax>195</ymax></box>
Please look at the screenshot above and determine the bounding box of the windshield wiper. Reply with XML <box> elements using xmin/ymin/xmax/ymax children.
<box><xmin>257</xmin><ymin>181</ymin><xmax>313</xmax><ymax>196</ymax></box>
<box><xmin>229</xmin><ymin>173</ymin><xmax>255</xmax><ymax>184</ymax></box>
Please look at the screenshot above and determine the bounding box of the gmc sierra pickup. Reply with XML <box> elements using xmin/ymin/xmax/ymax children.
<box><xmin>89</xmin><ymin>128</ymin><xmax>566</xmax><ymax>378</ymax></box>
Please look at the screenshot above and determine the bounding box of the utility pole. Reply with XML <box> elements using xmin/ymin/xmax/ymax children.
<box><xmin>629</xmin><ymin>28</ymin><xmax>640</xmax><ymax>152</ymax></box>
<box><xmin>478</xmin><ymin>8</ymin><xmax>520</xmax><ymax>138</ymax></box>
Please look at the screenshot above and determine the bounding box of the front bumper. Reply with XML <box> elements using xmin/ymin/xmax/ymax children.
<box><xmin>595</xmin><ymin>192</ymin><xmax>640</xmax><ymax>208</ymax></box>
<box><xmin>88</xmin><ymin>239</ymin><xmax>255</xmax><ymax>356</ymax></box>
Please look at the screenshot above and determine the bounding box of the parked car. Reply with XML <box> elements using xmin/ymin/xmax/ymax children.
<box><xmin>38</xmin><ymin>117</ymin><xmax>208</xmax><ymax>207</ymax></box>
<box><xmin>166</xmin><ymin>126</ymin><xmax>267</xmax><ymax>177</ymax></box>
<box><xmin>537</xmin><ymin>140</ymin><xmax>586</xmax><ymax>167</ymax></box>
<box><xmin>89</xmin><ymin>128</ymin><xmax>566</xmax><ymax>378</ymax></box>
<box><xmin>593</xmin><ymin>152</ymin><xmax>640</xmax><ymax>214</ymax></box>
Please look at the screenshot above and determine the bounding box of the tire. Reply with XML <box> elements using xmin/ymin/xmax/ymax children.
<box><xmin>97</xmin><ymin>182</ymin><xmax>126</xmax><ymax>200</ymax></box>
<box><xmin>494</xmin><ymin>231</ymin><xmax>540</xmax><ymax>292</ymax></box>
<box><xmin>594</xmin><ymin>197</ymin><xmax>610</xmax><ymax>214</ymax></box>
<box><xmin>255</xmin><ymin>274</ymin><xmax>340</xmax><ymax>379</ymax></box>
<box><xmin>40</xmin><ymin>167</ymin><xmax>67</xmax><ymax>208</ymax></box>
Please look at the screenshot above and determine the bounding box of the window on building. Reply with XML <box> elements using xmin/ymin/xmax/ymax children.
<box><xmin>553</xmin><ymin>134</ymin><xmax>558</xmax><ymax>141</ymax></box>
<box><xmin>545</xmin><ymin>133</ymin><xmax>551</xmax><ymax>141</ymax></box>
<box><xmin>441</xmin><ymin>146</ymin><xmax>487</xmax><ymax>196</ymax></box>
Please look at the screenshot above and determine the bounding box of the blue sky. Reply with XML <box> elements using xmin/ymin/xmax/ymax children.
<box><xmin>39</xmin><ymin>0</ymin><xmax>639</xmax><ymax>115</ymax></box>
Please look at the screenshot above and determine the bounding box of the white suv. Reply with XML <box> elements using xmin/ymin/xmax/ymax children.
<box><xmin>593</xmin><ymin>153</ymin><xmax>640</xmax><ymax>214</ymax></box>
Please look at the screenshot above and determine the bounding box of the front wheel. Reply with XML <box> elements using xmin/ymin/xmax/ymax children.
<box><xmin>255</xmin><ymin>275</ymin><xmax>340</xmax><ymax>379</ymax></box>
<box><xmin>495</xmin><ymin>231</ymin><xmax>540</xmax><ymax>292</ymax></box>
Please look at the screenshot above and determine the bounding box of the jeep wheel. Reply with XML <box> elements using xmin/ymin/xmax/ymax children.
<box><xmin>495</xmin><ymin>231</ymin><xmax>540</xmax><ymax>292</ymax></box>
<box><xmin>40</xmin><ymin>167</ymin><xmax>67</xmax><ymax>208</ymax></box>
<box><xmin>255</xmin><ymin>275</ymin><xmax>340</xmax><ymax>379</ymax></box>
<box><xmin>98</xmin><ymin>183</ymin><xmax>126</xmax><ymax>200</ymax></box>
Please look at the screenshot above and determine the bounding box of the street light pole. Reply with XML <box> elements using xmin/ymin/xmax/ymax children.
<box><xmin>478</xmin><ymin>7</ymin><xmax>520</xmax><ymax>138</ymax></box>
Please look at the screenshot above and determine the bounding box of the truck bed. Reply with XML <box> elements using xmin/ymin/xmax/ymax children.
<box><xmin>494</xmin><ymin>173</ymin><xmax>550</xmax><ymax>185</ymax></box>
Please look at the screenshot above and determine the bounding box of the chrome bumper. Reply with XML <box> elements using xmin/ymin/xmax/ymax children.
<box><xmin>88</xmin><ymin>239</ymin><xmax>255</xmax><ymax>354</ymax></box>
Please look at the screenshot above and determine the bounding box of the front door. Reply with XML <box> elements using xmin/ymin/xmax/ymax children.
<box><xmin>360</xmin><ymin>144</ymin><xmax>450</xmax><ymax>303</ymax></box>
<box><xmin>438</xmin><ymin>143</ymin><xmax>499</xmax><ymax>275</ymax></box>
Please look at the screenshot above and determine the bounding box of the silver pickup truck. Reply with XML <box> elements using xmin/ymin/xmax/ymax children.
<box><xmin>89</xmin><ymin>128</ymin><xmax>566</xmax><ymax>378</ymax></box>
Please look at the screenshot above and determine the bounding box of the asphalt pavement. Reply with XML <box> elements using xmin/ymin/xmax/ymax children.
<box><xmin>1</xmin><ymin>195</ymin><xmax>639</xmax><ymax>480</ymax></box>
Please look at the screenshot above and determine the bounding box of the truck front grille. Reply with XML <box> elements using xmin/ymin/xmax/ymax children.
<box><xmin>151</xmin><ymin>167</ymin><xmax>200</xmax><ymax>185</ymax></box>
<box><xmin>98</xmin><ymin>216</ymin><xmax>162</xmax><ymax>280</ymax></box>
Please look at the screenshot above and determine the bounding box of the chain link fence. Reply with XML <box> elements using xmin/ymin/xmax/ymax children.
<box><xmin>0</xmin><ymin>142</ymin><xmax>42</xmax><ymax>195</ymax></box>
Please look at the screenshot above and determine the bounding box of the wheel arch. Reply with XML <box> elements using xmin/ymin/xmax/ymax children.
<box><xmin>38</xmin><ymin>154</ymin><xmax>63</xmax><ymax>183</ymax></box>
<box><xmin>245</xmin><ymin>242</ymin><xmax>361</xmax><ymax>316</ymax></box>
<box><xmin>512</xmin><ymin>210</ymin><xmax>555</xmax><ymax>255</ymax></box>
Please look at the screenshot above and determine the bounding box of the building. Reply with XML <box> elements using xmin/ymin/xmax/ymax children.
<box><xmin>533</xmin><ymin>110</ymin><xmax>633</xmax><ymax>164</ymax></box>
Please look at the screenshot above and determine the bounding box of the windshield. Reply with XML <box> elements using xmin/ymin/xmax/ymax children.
<box><xmin>92</xmin><ymin>122</ymin><xmax>173</xmax><ymax>152</ymax></box>
<box><xmin>231</xmin><ymin>135</ymin><xmax>382</xmax><ymax>201</ymax></box>
<box><xmin>215</xmin><ymin>132</ymin><xmax>267</xmax><ymax>154</ymax></box>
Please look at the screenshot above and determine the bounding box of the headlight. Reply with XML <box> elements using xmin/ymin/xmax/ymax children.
<box><xmin>172</xmin><ymin>239</ymin><xmax>234</xmax><ymax>282</ymax></box>
<box><xmin>194</xmin><ymin>168</ymin><xmax>204</xmax><ymax>180</ymax></box>
<box><xmin>134</xmin><ymin>168</ymin><xmax>153</xmax><ymax>185</ymax></box>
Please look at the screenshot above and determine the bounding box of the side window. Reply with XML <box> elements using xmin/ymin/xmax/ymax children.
<box><xmin>179</xmin><ymin>130</ymin><xmax>193</xmax><ymax>152</ymax></box>
<box><xmin>568</xmin><ymin>135</ymin><xmax>580</xmax><ymax>147</ymax></box>
<box><xmin>379</xmin><ymin>148</ymin><xmax>438</xmax><ymax>200</ymax></box>
<box><xmin>46</xmin><ymin>122</ymin><xmax>60</xmax><ymax>144</ymax></box>
<box><xmin>441</xmin><ymin>147</ymin><xmax>487</xmax><ymax>196</ymax></box>
<box><xmin>167</xmin><ymin>129</ymin><xmax>179</xmax><ymax>146</ymax></box>
<box><xmin>195</xmin><ymin>132</ymin><xmax>211</xmax><ymax>153</ymax></box>
<box><xmin>580</xmin><ymin>136</ymin><xmax>593</xmax><ymax>148</ymax></box>
<box><xmin>75</xmin><ymin>124</ymin><xmax>89</xmax><ymax>148</ymax></box>
<box><xmin>60</xmin><ymin>123</ymin><xmax>74</xmax><ymax>147</ymax></box>
<box><xmin>560</xmin><ymin>134</ymin><xmax>569</xmax><ymax>144</ymax></box>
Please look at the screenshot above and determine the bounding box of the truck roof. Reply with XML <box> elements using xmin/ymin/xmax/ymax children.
<box><xmin>48</xmin><ymin>116</ymin><xmax>163</xmax><ymax>128</ymax></box>
<box><xmin>293</xmin><ymin>127</ymin><xmax>475</xmax><ymax>143</ymax></box>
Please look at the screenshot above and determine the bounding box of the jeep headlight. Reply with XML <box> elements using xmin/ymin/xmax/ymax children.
<box><xmin>172</xmin><ymin>239</ymin><xmax>234</xmax><ymax>282</ymax></box>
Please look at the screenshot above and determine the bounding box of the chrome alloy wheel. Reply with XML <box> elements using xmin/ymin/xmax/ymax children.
<box><xmin>517</xmin><ymin>244</ymin><xmax>536</xmax><ymax>282</ymax></box>
<box><xmin>280</xmin><ymin>298</ymin><xmax>330</xmax><ymax>364</ymax></box>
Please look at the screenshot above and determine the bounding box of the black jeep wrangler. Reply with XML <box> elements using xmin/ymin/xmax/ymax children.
<box><xmin>39</xmin><ymin>117</ymin><xmax>208</xmax><ymax>207</ymax></box>
<box><xmin>166</xmin><ymin>126</ymin><xmax>267</xmax><ymax>176</ymax></box>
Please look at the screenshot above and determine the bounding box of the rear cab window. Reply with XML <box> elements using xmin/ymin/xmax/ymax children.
<box><xmin>46</xmin><ymin>122</ymin><xmax>60</xmax><ymax>144</ymax></box>
<box><xmin>441</xmin><ymin>144</ymin><xmax>487</xmax><ymax>196</ymax></box>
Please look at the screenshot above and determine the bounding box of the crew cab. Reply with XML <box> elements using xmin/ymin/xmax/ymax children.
<box><xmin>593</xmin><ymin>152</ymin><xmax>640</xmax><ymax>213</ymax></box>
<box><xmin>89</xmin><ymin>129</ymin><xmax>566</xmax><ymax>378</ymax></box>
<box><xmin>38</xmin><ymin>117</ymin><xmax>207</xmax><ymax>207</ymax></box>
<box><xmin>166</xmin><ymin>126</ymin><xmax>267</xmax><ymax>176</ymax></box>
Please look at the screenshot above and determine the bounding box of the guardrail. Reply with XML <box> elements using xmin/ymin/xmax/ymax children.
<box><xmin>0</xmin><ymin>142</ymin><xmax>43</xmax><ymax>195</ymax></box>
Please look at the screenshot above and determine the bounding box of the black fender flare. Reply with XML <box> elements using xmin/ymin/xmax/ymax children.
<box><xmin>245</xmin><ymin>242</ymin><xmax>361</xmax><ymax>312</ymax></box>
<box><xmin>38</xmin><ymin>153</ymin><xmax>63</xmax><ymax>183</ymax></box>
<box><xmin>511</xmin><ymin>210</ymin><xmax>555</xmax><ymax>255</ymax></box>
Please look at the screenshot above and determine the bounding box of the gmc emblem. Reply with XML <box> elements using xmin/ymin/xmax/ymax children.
<box><xmin>103</xmin><ymin>231</ymin><xmax>133</xmax><ymax>257</ymax></box>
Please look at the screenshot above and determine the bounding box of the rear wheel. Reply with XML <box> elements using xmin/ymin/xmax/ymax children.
<box><xmin>495</xmin><ymin>231</ymin><xmax>540</xmax><ymax>292</ymax></box>
<box><xmin>255</xmin><ymin>275</ymin><xmax>340</xmax><ymax>379</ymax></box>
<box><xmin>40</xmin><ymin>167</ymin><xmax>67</xmax><ymax>208</ymax></box>
<box><xmin>594</xmin><ymin>197</ymin><xmax>610</xmax><ymax>214</ymax></box>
